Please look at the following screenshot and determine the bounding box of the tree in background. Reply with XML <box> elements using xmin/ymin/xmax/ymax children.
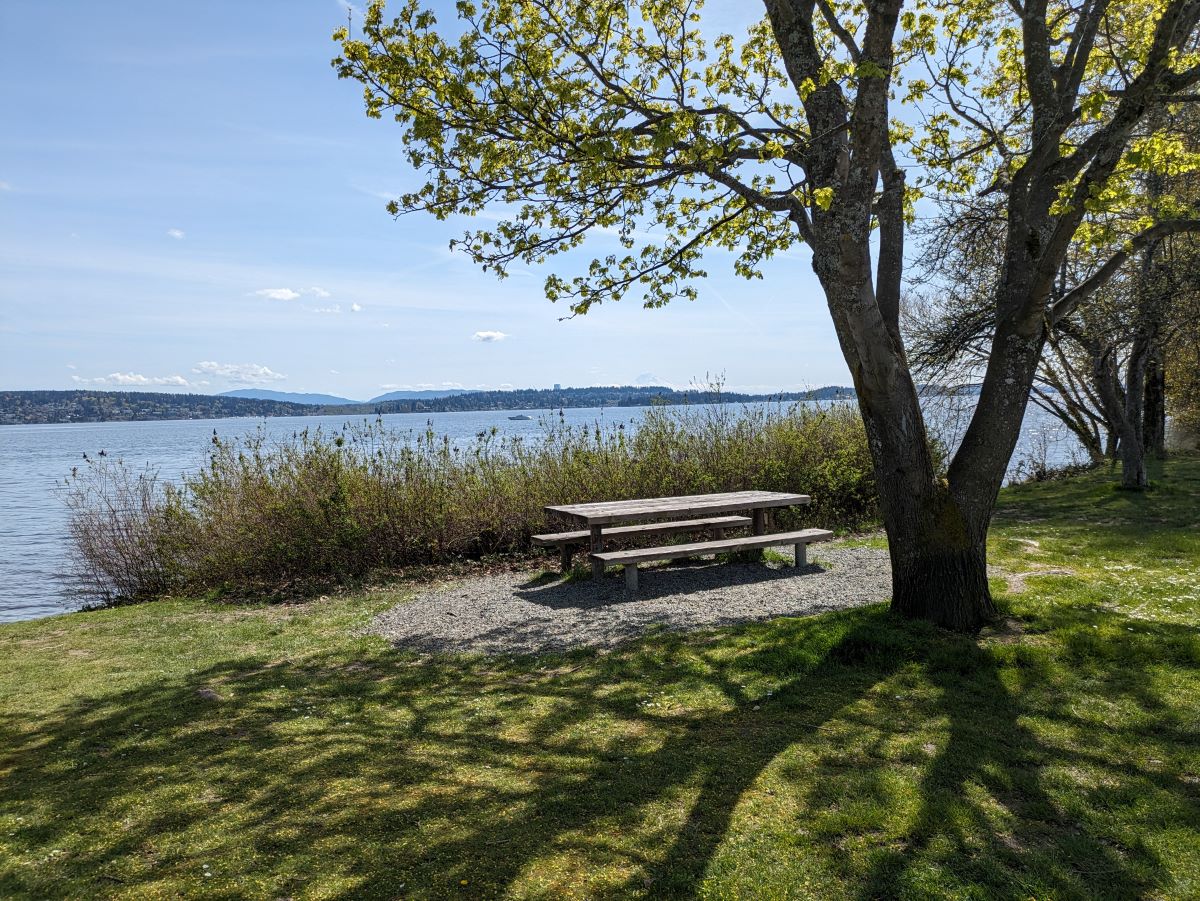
<box><xmin>1164</xmin><ymin>240</ymin><xmax>1200</xmax><ymax>443</ymax></box>
<box><xmin>335</xmin><ymin>0</ymin><xmax>1200</xmax><ymax>630</ymax></box>
<box><xmin>911</xmin><ymin>103</ymin><xmax>1200</xmax><ymax>489</ymax></box>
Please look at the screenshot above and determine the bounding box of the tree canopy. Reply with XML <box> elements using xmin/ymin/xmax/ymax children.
<box><xmin>334</xmin><ymin>0</ymin><xmax>1200</xmax><ymax>630</ymax></box>
<box><xmin>335</xmin><ymin>0</ymin><xmax>1200</xmax><ymax>318</ymax></box>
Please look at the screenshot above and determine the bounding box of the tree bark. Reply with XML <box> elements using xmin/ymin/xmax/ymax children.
<box><xmin>888</xmin><ymin>508</ymin><xmax>994</xmax><ymax>631</ymax></box>
<box><xmin>843</xmin><ymin>362</ymin><xmax>999</xmax><ymax>631</ymax></box>
<box><xmin>1092</xmin><ymin>338</ymin><xmax>1150</xmax><ymax>490</ymax></box>
<box><xmin>1122</xmin><ymin>338</ymin><xmax>1150</xmax><ymax>489</ymax></box>
<box><xmin>1120</xmin><ymin>426</ymin><xmax>1149</xmax><ymax>489</ymax></box>
<box><xmin>1143</xmin><ymin>353</ymin><xmax>1167</xmax><ymax>459</ymax></box>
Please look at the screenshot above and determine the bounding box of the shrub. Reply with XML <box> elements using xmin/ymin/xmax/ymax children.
<box><xmin>66</xmin><ymin>402</ymin><xmax>878</xmax><ymax>605</ymax></box>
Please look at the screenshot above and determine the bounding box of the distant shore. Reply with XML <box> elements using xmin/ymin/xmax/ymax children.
<box><xmin>0</xmin><ymin>385</ymin><xmax>860</xmax><ymax>426</ymax></box>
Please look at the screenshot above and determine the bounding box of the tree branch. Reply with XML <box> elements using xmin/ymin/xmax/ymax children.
<box><xmin>1051</xmin><ymin>218</ymin><xmax>1200</xmax><ymax>323</ymax></box>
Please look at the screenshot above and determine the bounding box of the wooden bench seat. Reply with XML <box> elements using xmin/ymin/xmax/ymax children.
<box><xmin>533</xmin><ymin>515</ymin><xmax>753</xmax><ymax>571</ymax></box>
<box><xmin>590</xmin><ymin>528</ymin><xmax>835</xmax><ymax>591</ymax></box>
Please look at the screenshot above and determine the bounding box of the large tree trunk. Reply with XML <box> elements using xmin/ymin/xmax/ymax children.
<box><xmin>815</xmin><ymin>251</ymin><xmax>1000</xmax><ymax>630</ymax></box>
<box><xmin>849</xmin><ymin>371</ymin><xmax>998</xmax><ymax>632</ymax></box>
<box><xmin>884</xmin><ymin>484</ymin><xmax>995</xmax><ymax>631</ymax></box>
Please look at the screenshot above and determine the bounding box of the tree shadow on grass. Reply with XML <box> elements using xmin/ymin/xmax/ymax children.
<box><xmin>1</xmin><ymin>601</ymin><xmax>1197</xmax><ymax>899</ymax></box>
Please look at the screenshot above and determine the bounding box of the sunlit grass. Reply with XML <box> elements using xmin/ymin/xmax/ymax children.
<box><xmin>2</xmin><ymin>456</ymin><xmax>1198</xmax><ymax>899</ymax></box>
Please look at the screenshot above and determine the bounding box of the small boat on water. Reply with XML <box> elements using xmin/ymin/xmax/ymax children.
<box><xmin>508</xmin><ymin>414</ymin><xmax>533</xmax><ymax>420</ymax></box>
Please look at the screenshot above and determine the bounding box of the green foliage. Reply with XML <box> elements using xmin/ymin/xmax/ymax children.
<box><xmin>330</xmin><ymin>0</ymin><xmax>884</xmax><ymax>312</ymax></box>
<box><xmin>333</xmin><ymin>0</ymin><xmax>1200</xmax><ymax>317</ymax></box>
<box><xmin>66</xmin><ymin>403</ymin><xmax>877</xmax><ymax>605</ymax></box>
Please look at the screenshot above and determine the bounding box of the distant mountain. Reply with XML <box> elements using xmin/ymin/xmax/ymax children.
<box><xmin>367</xmin><ymin>389</ymin><xmax>476</xmax><ymax>403</ymax></box>
<box><xmin>219</xmin><ymin>389</ymin><xmax>360</xmax><ymax>405</ymax></box>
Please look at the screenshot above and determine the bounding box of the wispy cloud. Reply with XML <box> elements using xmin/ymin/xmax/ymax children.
<box><xmin>250</xmin><ymin>289</ymin><xmax>300</xmax><ymax>303</ymax></box>
<box><xmin>192</xmin><ymin>361</ymin><xmax>286</xmax><ymax>384</ymax></box>
<box><xmin>472</xmin><ymin>330</ymin><xmax>508</xmax><ymax>343</ymax></box>
<box><xmin>312</xmin><ymin>304</ymin><xmax>342</xmax><ymax>314</ymax></box>
<box><xmin>254</xmin><ymin>286</ymin><xmax>332</xmax><ymax>302</ymax></box>
<box><xmin>252</xmin><ymin>287</ymin><xmax>300</xmax><ymax>301</ymax></box>
<box><xmin>72</xmin><ymin>372</ymin><xmax>190</xmax><ymax>387</ymax></box>
<box><xmin>0</xmin><ymin>180</ymin><xmax>12</xmax><ymax>191</ymax></box>
<box><xmin>166</xmin><ymin>228</ymin><xmax>185</xmax><ymax>240</ymax></box>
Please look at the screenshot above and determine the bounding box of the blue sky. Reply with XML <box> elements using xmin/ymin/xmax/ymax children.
<box><xmin>0</xmin><ymin>1</ymin><xmax>847</xmax><ymax>400</ymax></box>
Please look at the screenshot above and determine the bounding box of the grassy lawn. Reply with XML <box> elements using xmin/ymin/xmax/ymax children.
<box><xmin>2</xmin><ymin>458</ymin><xmax>1198</xmax><ymax>899</ymax></box>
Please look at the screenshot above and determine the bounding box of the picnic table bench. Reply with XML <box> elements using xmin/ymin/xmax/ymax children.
<box><xmin>537</xmin><ymin>490</ymin><xmax>833</xmax><ymax>591</ymax></box>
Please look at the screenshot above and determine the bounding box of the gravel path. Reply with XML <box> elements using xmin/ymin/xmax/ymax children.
<box><xmin>368</xmin><ymin>544</ymin><xmax>892</xmax><ymax>655</ymax></box>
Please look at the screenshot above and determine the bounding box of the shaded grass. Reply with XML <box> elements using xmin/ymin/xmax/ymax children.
<box><xmin>2</xmin><ymin>457</ymin><xmax>1198</xmax><ymax>899</ymax></box>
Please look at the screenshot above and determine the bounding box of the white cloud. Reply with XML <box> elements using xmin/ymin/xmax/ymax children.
<box><xmin>350</xmin><ymin>303</ymin><xmax>363</xmax><ymax>312</ymax></box>
<box><xmin>253</xmin><ymin>288</ymin><xmax>301</xmax><ymax>301</ymax></box>
<box><xmin>72</xmin><ymin>372</ymin><xmax>190</xmax><ymax>387</ymax></box>
<box><xmin>192</xmin><ymin>361</ymin><xmax>287</xmax><ymax>384</ymax></box>
<box><xmin>305</xmin><ymin>286</ymin><xmax>331</xmax><ymax>298</ymax></box>
<box><xmin>65</xmin><ymin>363</ymin><xmax>77</xmax><ymax>370</ymax></box>
<box><xmin>312</xmin><ymin>304</ymin><xmax>342</xmax><ymax>314</ymax></box>
<box><xmin>0</xmin><ymin>180</ymin><xmax>11</xmax><ymax>191</ymax></box>
<box><xmin>166</xmin><ymin>228</ymin><xmax>185</xmax><ymax>240</ymax></box>
<box><xmin>472</xmin><ymin>330</ymin><xmax>508</xmax><ymax>343</ymax></box>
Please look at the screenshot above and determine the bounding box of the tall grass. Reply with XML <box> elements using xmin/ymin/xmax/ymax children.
<box><xmin>65</xmin><ymin>402</ymin><xmax>877</xmax><ymax>606</ymax></box>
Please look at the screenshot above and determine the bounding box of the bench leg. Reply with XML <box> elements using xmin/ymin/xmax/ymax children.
<box><xmin>624</xmin><ymin>564</ymin><xmax>638</xmax><ymax>593</ymax></box>
<box><xmin>749</xmin><ymin>510</ymin><xmax>766</xmax><ymax>561</ymax></box>
<box><xmin>559</xmin><ymin>543</ymin><xmax>574</xmax><ymax>573</ymax></box>
<box><xmin>794</xmin><ymin>542</ymin><xmax>807</xmax><ymax>567</ymax></box>
<box><xmin>590</xmin><ymin>525</ymin><xmax>605</xmax><ymax>579</ymax></box>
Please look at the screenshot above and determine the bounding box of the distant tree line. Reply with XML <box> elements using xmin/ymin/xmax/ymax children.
<box><xmin>0</xmin><ymin>386</ymin><xmax>857</xmax><ymax>425</ymax></box>
<box><xmin>354</xmin><ymin>385</ymin><xmax>855</xmax><ymax>415</ymax></box>
<box><xmin>0</xmin><ymin>391</ymin><xmax>312</xmax><ymax>425</ymax></box>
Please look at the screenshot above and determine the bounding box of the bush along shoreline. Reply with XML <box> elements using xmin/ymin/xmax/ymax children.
<box><xmin>65</xmin><ymin>402</ymin><xmax>879</xmax><ymax>607</ymax></box>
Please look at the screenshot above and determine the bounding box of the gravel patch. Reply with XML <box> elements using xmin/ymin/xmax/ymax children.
<box><xmin>368</xmin><ymin>544</ymin><xmax>892</xmax><ymax>655</ymax></box>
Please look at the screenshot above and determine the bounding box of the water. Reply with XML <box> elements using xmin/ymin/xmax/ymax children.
<box><xmin>0</xmin><ymin>401</ymin><xmax>1084</xmax><ymax>623</ymax></box>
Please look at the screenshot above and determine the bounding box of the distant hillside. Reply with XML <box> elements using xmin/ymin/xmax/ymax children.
<box><xmin>220</xmin><ymin>389</ymin><xmax>360</xmax><ymax>405</ymax></box>
<box><xmin>367</xmin><ymin>389</ymin><xmax>475</xmax><ymax>403</ymax></box>
<box><xmin>1</xmin><ymin>385</ymin><xmax>858</xmax><ymax>425</ymax></box>
<box><xmin>355</xmin><ymin>385</ymin><xmax>856</xmax><ymax>414</ymax></box>
<box><xmin>0</xmin><ymin>391</ymin><xmax>314</xmax><ymax>425</ymax></box>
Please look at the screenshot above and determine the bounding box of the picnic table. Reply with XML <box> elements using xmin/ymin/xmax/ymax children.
<box><xmin>538</xmin><ymin>490</ymin><xmax>833</xmax><ymax>591</ymax></box>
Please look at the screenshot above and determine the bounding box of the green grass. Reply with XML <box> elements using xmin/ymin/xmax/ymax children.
<box><xmin>2</xmin><ymin>457</ymin><xmax>1198</xmax><ymax>899</ymax></box>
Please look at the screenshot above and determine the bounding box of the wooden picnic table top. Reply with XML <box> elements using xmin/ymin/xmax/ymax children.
<box><xmin>545</xmin><ymin>490</ymin><xmax>811</xmax><ymax>526</ymax></box>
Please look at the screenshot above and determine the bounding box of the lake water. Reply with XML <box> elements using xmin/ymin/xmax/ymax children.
<box><xmin>0</xmin><ymin>401</ymin><xmax>1085</xmax><ymax>623</ymax></box>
